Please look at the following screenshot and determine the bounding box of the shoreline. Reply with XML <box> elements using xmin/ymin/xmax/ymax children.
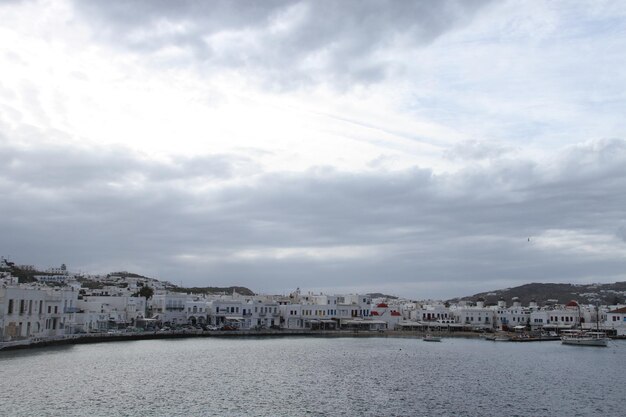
<box><xmin>4</xmin><ymin>329</ymin><xmax>624</xmax><ymax>352</ymax></box>
<box><xmin>0</xmin><ymin>329</ymin><xmax>483</xmax><ymax>352</ymax></box>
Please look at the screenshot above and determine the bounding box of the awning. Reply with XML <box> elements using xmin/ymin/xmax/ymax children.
<box><xmin>225</xmin><ymin>317</ymin><xmax>244</xmax><ymax>321</ymax></box>
<box><xmin>344</xmin><ymin>319</ymin><xmax>387</xmax><ymax>325</ymax></box>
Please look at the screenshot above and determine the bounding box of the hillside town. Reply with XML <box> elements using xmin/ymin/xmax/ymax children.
<box><xmin>2</xmin><ymin>258</ymin><xmax>626</xmax><ymax>349</ymax></box>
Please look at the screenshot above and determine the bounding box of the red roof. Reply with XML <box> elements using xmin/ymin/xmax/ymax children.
<box><xmin>376</xmin><ymin>303</ymin><xmax>388</xmax><ymax>308</ymax></box>
<box><xmin>609</xmin><ymin>307</ymin><xmax>626</xmax><ymax>314</ymax></box>
<box><xmin>565</xmin><ymin>300</ymin><xmax>579</xmax><ymax>307</ymax></box>
<box><xmin>371</xmin><ymin>311</ymin><xmax>379</xmax><ymax>316</ymax></box>
<box><xmin>390</xmin><ymin>311</ymin><xmax>401</xmax><ymax>316</ymax></box>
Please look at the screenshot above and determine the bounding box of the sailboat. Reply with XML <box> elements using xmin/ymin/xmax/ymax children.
<box><xmin>561</xmin><ymin>305</ymin><xmax>609</xmax><ymax>347</ymax></box>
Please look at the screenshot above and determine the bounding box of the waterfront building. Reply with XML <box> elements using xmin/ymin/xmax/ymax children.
<box><xmin>0</xmin><ymin>284</ymin><xmax>78</xmax><ymax>341</ymax></box>
<box><xmin>604</xmin><ymin>306</ymin><xmax>626</xmax><ymax>336</ymax></box>
<box><xmin>208</xmin><ymin>299</ymin><xmax>246</xmax><ymax>328</ymax></box>
<box><xmin>149</xmin><ymin>292</ymin><xmax>189</xmax><ymax>325</ymax></box>
<box><xmin>370</xmin><ymin>303</ymin><xmax>402</xmax><ymax>329</ymax></box>
<box><xmin>451</xmin><ymin>299</ymin><xmax>495</xmax><ymax>330</ymax></box>
<box><xmin>75</xmin><ymin>294</ymin><xmax>146</xmax><ymax>331</ymax></box>
<box><xmin>529</xmin><ymin>309</ymin><xmax>550</xmax><ymax>331</ymax></box>
<box><xmin>185</xmin><ymin>296</ymin><xmax>209</xmax><ymax>326</ymax></box>
<box><xmin>540</xmin><ymin>300</ymin><xmax>587</xmax><ymax>332</ymax></box>
<box><xmin>336</xmin><ymin>294</ymin><xmax>371</xmax><ymax>323</ymax></box>
<box><xmin>494</xmin><ymin>298</ymin><xmax>531</xmax><ymax>330</ymax></box>
<box><xmin>414</xmin><ymin>303</ymin><xmax>454</xmax><ymax>323</ymax></box>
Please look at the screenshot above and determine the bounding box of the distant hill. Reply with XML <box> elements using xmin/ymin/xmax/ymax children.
<box><xmin>448</xmin><ymin>282</ymin><xmax>626</xmax><ymax>306</ymax></box>
<box><xmin>106</xmin><ymin>272</ymin><xmax>256</xmax><ymax>296</ymax></box>
<box><xmin>367</xmin><ymin>293</ymin><xmax>398</xmax><ymax>300</ymax></box>
<box><xmin>170</xmin><ymin>286</ymin><xmax>255</xmax><ymax>296</ymax></box>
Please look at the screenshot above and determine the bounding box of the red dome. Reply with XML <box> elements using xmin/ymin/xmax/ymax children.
<box><xmin>376</xmin><ymin>303</ymin><xmax>388</xmax><ymax>308</ymax></box>
<box><xmin>565</xmin><ymin>300</ymin><xmax>579</xmax><ymax>307</ymax></box>
<box><xmin>371</xmin><ymin>311</ymin><xmax>380</xmax><ymax>315</ymax></box>
<box><xmin>390</xmin><ymin>311</ymin><xmax>401</xmax><ymax>316</ymax></box>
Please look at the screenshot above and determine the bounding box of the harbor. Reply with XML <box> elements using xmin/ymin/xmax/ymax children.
<box><xmin>2</xmin><ymin>337</ymin><xmax>625</xmax><ymax>417</ymax></box>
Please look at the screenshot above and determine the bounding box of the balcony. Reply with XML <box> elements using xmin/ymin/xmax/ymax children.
<box><xmin>64</xmin><ymin>307</ymin><xmax>81</xmax><ymax>314</ymax></box>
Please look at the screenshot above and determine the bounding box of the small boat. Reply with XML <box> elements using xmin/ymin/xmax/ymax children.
<box><xmin>561</xmin><ymin>331</ymin><xmax>609</xmax><ymax>347</ymax></box>
<box><xmin>423</xmin><ymin>334</ymin><xmax>441</xmax><ymax>342</ymax></box>
<box><xmin>484</xmin><ymin>332</ymin><xmax>510</xmax><ymax>341</ymax></box>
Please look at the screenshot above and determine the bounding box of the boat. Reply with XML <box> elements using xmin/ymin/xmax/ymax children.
<box><xmin>561</xmin><ymin>304</ymin><xmax>609</xmax><ymax>347</ymax></box>
<box><xmin>483</xmin><ymin>332</ymin><xmax>511</xmax><ymax>341</ymax></box>
<box><xmin>423</xmin><ymin>334</ymin><xmax>441</xmax><ymax>342</ymax></box>
<box><xmin>561</xmin><ymin>330</ymin><xmax>609</xmax><ymax>347</ymax></box>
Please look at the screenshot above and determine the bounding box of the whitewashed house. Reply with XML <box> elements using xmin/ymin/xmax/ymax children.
<box><xmin>149</xmin><ymin>292</ymin><xmax>188</xmax><ymax>325</ymax></box>
<box><xmin>0</xmin><ymin>284</ymin><xmax>78</xmax><ymax>341</ymax></box>
<box><xmin>605</xmin><ymin>306</ymin><xmax>626</xmax><ymax>335</ymax></box>
<box><xmin>75</xmin><ymin>294</ymin><xmax>146</xmax><ymax>331</ymax></box>
<box><xmin>451</xmin><ymin>300</ymin><xmax>495</xmax><ymax>330</ymax></box>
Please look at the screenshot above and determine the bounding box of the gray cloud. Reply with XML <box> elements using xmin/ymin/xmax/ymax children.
<box><xmin>2</xmin><ymin>136</ymin><xmax>626</xmax><ymax>298</ymax></box>
<box><xmin>73</xmin><ymin>0</ymin><xmax>492</xmax><ymax>87</ymax></box>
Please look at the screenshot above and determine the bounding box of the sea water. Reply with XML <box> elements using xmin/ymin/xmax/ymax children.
<box><xmin>1</xmin><ymin>337</ymin><xmax>624</xmax><ymax>416</ymax></box>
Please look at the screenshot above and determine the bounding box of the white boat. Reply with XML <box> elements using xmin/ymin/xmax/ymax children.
<box><xmin>561</xmin><ymin>330</ymin><xmax>609</xmax><ymax>347</ymax></box>
<box><xmin>561</xmin><ymin>304</ymin><xmax>609</xmax><ymax>347</ymax></box>
<box><xmin>483</xmin><ymin>332</ymin><xmax>511</xmax><ymax>341</ymax></box>
<box><xmin>423</xmin><ymin>334</ymin><xmax>441</xmax><ymax>342</ymax></box>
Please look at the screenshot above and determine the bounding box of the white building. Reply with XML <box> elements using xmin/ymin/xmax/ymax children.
<box><xmin>370</xmin><ymin>302</ymin><xmax>402</xmax><ymax>329</ymax></box>
<box><xmin>414</xmin><ymin>303</ymin><xmax>454</xmax><ymax>324</ymax></box>
<box><xmin>75</xmin><ymin>294</ymin><xmax>146</xmax><ymax>331</ymax></box>
<box><xmin>451</xmin><ymin>300</ymin><xmax>495</xmax><ymax>330</ymax></box>
<box><xmin>0</xmin><ymin>285</ymin><xmax>78</xmax><ymax>341</ymax></box>
<box><xmin>34</xmin><ymin>275</ymin><xmax>69</xmax><ymax>284</ymax></box>
<box><xmin>185</xmin><ymin>296</ymin><xmax>209</xmax><ymax>326</ymax></box>
<box><xmin>605</xmin><ymin>306</ymin><xmax>626</xmax><ymax>336</ymax></box>
<box><xmin>149</xmin><ymin>292</ymin><xmax>188</xmax><ymax>325</ymax></box>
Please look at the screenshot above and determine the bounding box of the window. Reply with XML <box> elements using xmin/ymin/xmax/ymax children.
<box><xmin>8</xmin><ymin>299</ymin><xmax>14</xmax><ymax>314</ymax></box>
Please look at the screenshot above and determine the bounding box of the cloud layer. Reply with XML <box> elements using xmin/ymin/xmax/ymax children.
<box><xmin>2</xmin><ymin>134</ymin><xmax>626</xmax><ymax>298</ymax></box>
<box><xmin>2</xmin><ymin>0</ymin><xmax>626</xmax><ymax>298</ymax></box>
<box><xmin>75</xmin><ymin>0</ymin><xmax>492</xmax><ymax>87</ymax></box>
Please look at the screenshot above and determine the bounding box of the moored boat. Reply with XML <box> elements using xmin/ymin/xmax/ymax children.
<box><xmin>423</xmin><ymin>334</ymin><xmax>441</xmax><ymax>342</ymax></box>
<box><xmin>561</xmin><ymin>330</ymin><xmax>609</xmax><ymax>347</ymax></box>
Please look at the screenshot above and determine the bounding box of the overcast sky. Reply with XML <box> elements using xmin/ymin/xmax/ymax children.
<box><xmin>2</xmin><ymin>0</ymin><xmax>626</xmax><ymax>299</ymax></box>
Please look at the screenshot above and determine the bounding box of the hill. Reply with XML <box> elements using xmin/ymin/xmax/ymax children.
<box><xmin>448</xmin><ymin>282</ymin><xmax>626</xmax><ymax>306</ymax></box>
<box><xmin>170</xmin><ymin>286</ymin><xmax>255</xmax><ymax>296</ymax></box>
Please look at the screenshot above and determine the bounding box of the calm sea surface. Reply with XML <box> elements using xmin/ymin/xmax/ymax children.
<box><xmin>1</xmin><ymin>336</ymin><xmax>625</xmax><ymax>416</ymax></box>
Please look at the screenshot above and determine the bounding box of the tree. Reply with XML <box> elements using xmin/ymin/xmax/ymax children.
<box><xmin>134</xmin><ymin>285</ymin><xmax>154</xmax><ymax>300</ymax></box>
